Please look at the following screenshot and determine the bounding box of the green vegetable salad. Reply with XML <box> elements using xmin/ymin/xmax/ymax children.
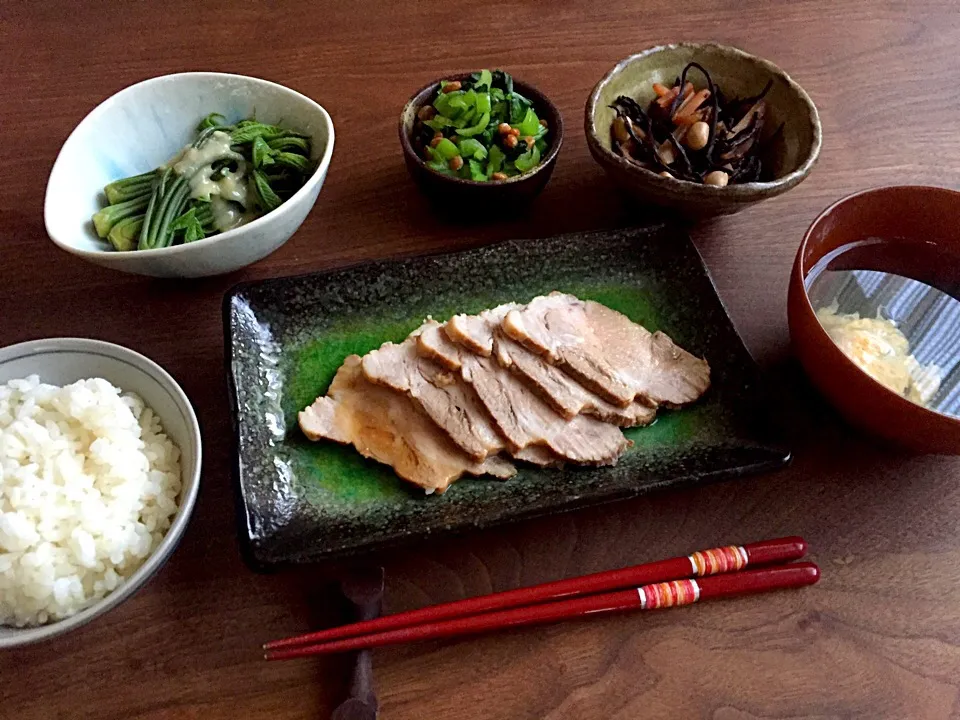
<box><xmin>414</xmin><ymin>70</ymin><xmax>549</xmax><ymax>182</ymax></box>
<box><xmin>92</xmin><ymin>114</ymin><xmax>314</xmax><ymax>252</ymax></box>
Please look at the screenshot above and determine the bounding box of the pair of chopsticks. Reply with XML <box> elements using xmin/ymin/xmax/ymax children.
<box><xmin>265</xmin><ymin>536</ymin><xmax>817</xmax><ymax>660</ymax></box>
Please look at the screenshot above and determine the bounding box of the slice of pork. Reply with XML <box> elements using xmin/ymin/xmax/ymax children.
<box><xmin>447</xmin><ymin>305</ymin><xmax>656</xmax><ymax>427</ymax></box>
<box><xmin>502</xmin><ymin>293</ymin><xmax>710</xmax><ymax>408</ymax></box>
<box><xmin>361</xmin><ymin>330</ymin><xmax>562</xmax><ymax>468</ymax></box>
<box><xmin>417</xmin><ymin>320</ymin><xmax>630</xmax><ymax>466</ymax></box>
<box><xmin>362</xmin><ymin>332</ymin><xmax>504</xmax><ymax>461</ymax></box>
<box><xmin>298</xmin><ymin>355</ymin><xmax>515</xmax><ymax>494</ymax></box>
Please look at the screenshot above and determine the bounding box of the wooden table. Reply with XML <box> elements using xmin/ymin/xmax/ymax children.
<box><xmin>3</xmin><ymin>1</ymin><xmax>960</xmax><ymax>717</ymax></box>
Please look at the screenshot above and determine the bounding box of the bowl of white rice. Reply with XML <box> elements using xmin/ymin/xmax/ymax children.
<box><xmin>0</xmin><ymin>338</ymin><xmax>201</xmax><ymax>647</ymax></box>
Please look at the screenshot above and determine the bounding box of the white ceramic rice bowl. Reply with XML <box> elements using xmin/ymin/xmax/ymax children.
<box><xmin>44</xmin><ymin>72</ymin><xmax>335</xmax><ymax>278</ymax></box>
<box><xmin>0</xmin><ymin>338</ymin><xmax>201</xmax><ymax>647</ymax></box>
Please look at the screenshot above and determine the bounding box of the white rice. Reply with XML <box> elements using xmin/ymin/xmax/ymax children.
<box><xmin>0</xmin><ymin>375</ymin><xmax>181</xmax><ymax>627</ymax></box>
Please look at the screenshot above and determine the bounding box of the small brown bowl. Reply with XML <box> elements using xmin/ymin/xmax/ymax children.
<box><xmin>586</xmin><ymin>43</ymin><xmax>821</xmax><ymax>217</ymax></box>
<box><xmin>399</xmin><ymin>73</ymin><xmax>563</xmax><ymax>208</ymax></box>
<box><xmin>788</xmin><ymin>185</ymin><xmax>960</xmax><ymax>454</ymax></box>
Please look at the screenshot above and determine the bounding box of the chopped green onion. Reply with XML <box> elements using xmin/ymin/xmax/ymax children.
<box><xmin>518</xmin><ymin>108</ymin><xmax>541</xmax><ymax>137</ymax></box>
<box><xmin>487</xmin><ymin>144</ymin><xmax>505</xmax><ymax>175</ymax></box>
<box><xmin>457</xmin><ymin>112</ymin><xmax>490</xmax><ymax>138</ymax></box>
<box><xmin>475</xmin><ymin>92</ymin><xmax>492</xmax><ymax>115</ymax></box>
<box><xmin>409</xmin><ymin>69</ymin><xmax>549</xmax><ymax>182</ymax></box>
<box><xmin>433</xmin><ymin>138</ymin><xmax>460</xmax><ymax>160</ymax></box>
<box><xmin>452</xmin><ymin>107</ymin><xmax>477</xmax><ymax>129</ymax></box>
<box><xmin>468</xmin><ymin>159</ymin><xmax>487</xmax><ymax>181</ymax></box>
<box><xmin>514</xmin><ymin>145</ymin><xmax>541</xmax><ymax>173</ymax></box>
<box><xmin>458</xmin><ymin>138</ymin><xmax>487</xmax><ymax>160</ymax></box>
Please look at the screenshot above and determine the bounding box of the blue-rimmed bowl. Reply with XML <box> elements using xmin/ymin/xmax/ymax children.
<box><xmin>44</xmin><ymin>72</ymin><xmax>335</xmax><ymax>278</ymax></box>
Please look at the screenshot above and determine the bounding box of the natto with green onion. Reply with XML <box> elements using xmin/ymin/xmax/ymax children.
<box><xmin>413</xmin><ymin>70</ymin><xmax>549</xmax><ymax>182</ymax></box>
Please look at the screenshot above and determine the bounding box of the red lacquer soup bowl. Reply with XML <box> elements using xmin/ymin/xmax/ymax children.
<box><xmin>788</xmin><ymin>185</ymin><xmax>960</xmax><ymax>454</ymax></box>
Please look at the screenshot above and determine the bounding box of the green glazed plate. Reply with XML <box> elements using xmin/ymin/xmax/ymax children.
<box><xmin>224</xmin><ymin>226</ymin><xmax>789</xmax><ymax>568</ymax></box>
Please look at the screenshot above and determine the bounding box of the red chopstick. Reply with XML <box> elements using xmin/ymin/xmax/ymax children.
<box><xmin>265</xmin><ymin>536</ymin><xmax>806</xmax><ymax>651</ymax></box>
<box><xmin>266</xmin><ymin>562</ymin><xmax>819</xmax><ymax>659</ymax></box>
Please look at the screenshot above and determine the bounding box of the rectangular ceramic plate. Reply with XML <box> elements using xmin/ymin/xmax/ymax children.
<box><xmin>225</xmin><ymin>226</ymin><xmax>789</xmax><ymax>568</ymax></box>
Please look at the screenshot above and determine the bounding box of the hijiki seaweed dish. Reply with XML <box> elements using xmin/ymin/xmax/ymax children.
<box><xmin>610</xmin><ymin>62</ymin><xmax>782</xmax><ymax>186</ymax></box>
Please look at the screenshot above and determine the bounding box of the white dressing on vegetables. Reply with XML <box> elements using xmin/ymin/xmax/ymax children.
<box><xmin>170</xmin><ymin>131</ymin><xmax>241</xmax><ymax>176</ymax></box>
<box><xmin>209</xmin><ymin>196</ymin><xmax>256</xmax><ymax>232</ymax></box>
<box><xmin>170</xmin><ymin>131</ymin><xmax>253</xmax><ymax>225</ymax></box>
<box><xmin>216</xmin><ymin>171</ymin><xmax>249</xmax><ymax>206</ymax></box>
<box><xmin>187</xmin><ymin>165</ymin><xmax>251</xmax><ymax>206</ymax></box>
<box><xmin>94</xmin><ymin>114</ymin><xmax>313</xmax><ymax>251</ymax></box>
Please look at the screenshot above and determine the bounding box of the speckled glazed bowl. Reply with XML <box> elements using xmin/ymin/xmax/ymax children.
<box><xmin>788</xmin><ymin>186</ymin><xmax>960</xmax><ymax>454</ymax></box>
<box><xmin>399</xmin><ymin>73</ymin><xmax>563</xmax><ymax>208</ymax></box>
<box><xmin>586</xmin><ymin>43</ymin><xmax>821</xmax><ymax>217</ymax></box>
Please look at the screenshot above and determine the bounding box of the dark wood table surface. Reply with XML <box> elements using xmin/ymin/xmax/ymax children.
<box><xmin>3</xmin><ymin>1</ymin><xmax>960</xmax><ymax>717</ymax></box>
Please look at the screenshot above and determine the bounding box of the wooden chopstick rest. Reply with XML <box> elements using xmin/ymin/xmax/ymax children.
<box><xmin>330</xmin><ymin>567</ymin><xmax>384</xmax><ymax>720</ymax></box>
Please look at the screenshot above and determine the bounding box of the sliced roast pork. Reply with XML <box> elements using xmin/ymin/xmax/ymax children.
<box><xmin>502</xmin><ymin>293</ymin><xmax>710</xmax><ymax>408</ymax></box>
<box><xmin>361</xmin><ymin>332</ymin><xmax>503</xmax><ymax>461</ymax></box>
<box><xmin>298</xmin><ymin>355</ymin><xmax>516</xmax><ymax>494</ymax></box>
<box><xmin>446</xmin><ymin>305</ymin><xmax>657</xmax><ymax>427</ymax></box>
<box><xmin>446</xmin><ymin>304</ymin><xmax>522</xmax><ymax>355</ymax></box>
<box><xmin>417</xmin><ymin>320</ymin><xmax>630</xmax><ymax>466</ymax></box>
<box><xmin>361</xmin><ymin>332</ymin><xmax>560</xmax><ymax>468</ymax></box>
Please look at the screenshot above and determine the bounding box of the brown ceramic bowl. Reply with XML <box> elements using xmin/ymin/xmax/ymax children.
<box><xmin>399</xmin><ymin>73</ymin><xmax>563</xmax><ymax>207</ymax></box>
<box><xmin>788</xmin><ymin>185</ymin><xmax>960</xmax><ymax>454</ymax></box>
<box><xmin>586</xmin><ymin>43</ymin><xmax>822</xmax><ymax>217</ymax></box>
